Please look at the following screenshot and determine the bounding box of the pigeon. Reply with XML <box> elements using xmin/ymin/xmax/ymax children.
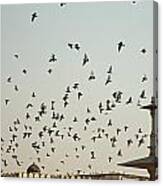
<box><xmin>31</xmin><ymin>12</ymin><xmax>38</xmax><ymax>22</ymax></box>
<box><xmin>117</xmin><ymin>41</ymin><xmax>125</xmax><ymax>53</ymax></box>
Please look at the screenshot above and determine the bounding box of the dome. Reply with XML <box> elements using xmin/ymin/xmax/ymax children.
<box><xmin>27</xmin><ymin>162</ymin><xmax>41</xmax><ymax>174</ymax></box>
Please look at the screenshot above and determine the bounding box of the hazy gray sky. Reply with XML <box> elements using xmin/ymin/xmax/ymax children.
<box><xmin>1</xmin><ymin>0</ymin><xmax>155</xmax><ymax>177</ymax></box>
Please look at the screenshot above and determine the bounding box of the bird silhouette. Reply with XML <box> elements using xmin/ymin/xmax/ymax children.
<box><xmin>105</xmin><ymin>75</ymin><xmax>112</xmax><ymax>85</ymax></box>
<box><xmin>74</xmin><ymin>43</ymin><xmax>80</xmax><ymax>51</ymax></box>
<box><xmin>117</xmin><ymin>41</ymin><xmax>125</xmax><ymax>53</ymax></box>
<box><xmin>78</xmin><ymin>92</ymin><xmax>83</xmax><ymax>100</ymax></box>
<box><xmin>137</xmin><ymin>99</ymin><xmax>141</xmax><ymax>106</ymax></box>
<box><xmin>107</xmin><ymin>65</ymin><xmax>112</xmax><ymax>74</ymax></box>
<box><xmin>64</xmin><ymin>101</ymin><xmax>69</xmax><ymax>108</ymax></box>
<box><xmin>127</xmin><ymin>139</ymin><xmax>133</xmax><ymax>147</ymax></box>
<box><xmin>49</xmin><ymin>54</ymin><xmax>57</xmax><ymax>63</ymax></box>
<box><xmin>90</xmin><ymin>151</ymin><xmax>96</xmax><ymax>159</ymax></box>
<box><xmin>108</xmin><ymin>119</ymin><xmax>112</xmax><ymax>127</ymax></box>
<box><xmin>90</xmin><ymin>117</ymin><xmax>96</xmax><ymax>121</ymax></box>
<box><xmin>5</xmin><ymin>99</ymin><xmax>10</xmax><ymax>106</ymax></box>
<box><xmin>14</xmin><ymin>54</ymin><xmax>19</xmax><ymax>59</ymax></box>
<box><xmin>141</xmin><ymin>48</ymin><xmax>147</xmax><ymax>54</ymax></box>
<box><xmin>85</xmin><ymin>118</ymin><xmax>90</xmax><ymax>125</ymax></box>
<box><xmin>2</xmin><ymin>159</ymin><xmax>8</xmax><ymax>167</ymax></box>
<box><xmin>7</xmin><ymin>77</ymin><xmax>12</xmax><ymax>83</ymax></box>
<box><xmin>117</xmin><ymin>149</ymin><xmax>122</xmax><ymax>157</ymax></box>
<box><xmin>26</xmin><ymin>103</ymin><xmax>33</xmax><ymax>109</ymax></box>
<box><xmin>32</xmin><ymin>92</ymin><xmax>36</xmax><ymax>98</ymax></box>
<box><xmin>116</xmin><ymin>128</ymin><xmax>121</xmax><ymax>136</ymax></box>
<box><xmin>63</xmin><ymin>94</ymin><xmax>69</xmax><ymax>101</ymax></box>
<box><xmin>138</xmin><ymin>128</ymin><xmax>143</xmax><ymax>133</ymax></box>
<box><xmin>66</xmin><ymin>86</ymin><xmax>71</xmax><ymax>93</ymax></box>
<box><xmin>106</xmin><ymin>99</ymin><xmax>112</xmax><ymax>111</ymax></box>
<box><xmin>140</xmin><ymin>90</ymin><xmax>146</xmax><ymax>99</ymax></box>
<box><xmin>23</xmin><ymin>132</ymin><xmax>32</xmax><ymax>139</ymax></box>
<box><xmin>126</xmin><ymin>97</ymin><xmax>132</xmax><ymax>104</ymax></box>
<box><xmin>73</xmin><ymin>133</ymin><xmax>80</xmax><ymax>141</ymax></box>
<box><xmin>73</xmin><ymin>116</ymin><xmax>78</xmax><ymax>122</ymax></box>
<box><xmin>68</xmin><ymin>43</ymin><xmax>73</xmax><ymax>49</ymax></box>
<box><xmin>14</xmin><ymin>85</ymin><xmax>19</xmax><ymax>91</ymax></box>
<box><xmin>98</xmin><ymin>102</ymin><xmax>104</xmax><ymax>114</ymax></box>
<box><xmin>48</xmin><ymin>68</ymin><xmax>52</xmax><ymax>74</ymax></box>
<box><xmin>142</xmin><ymin>74</ymin><xmax>148</xmax><ymax>82</ymax></box>
<box><xmin>138</xmin><ymin>137</ymin><xmax>145</xmax><ymax>147</ymax></box>
<box><xmin>35</xmin><ymin>116</ymin><xmax>40</xmax><ymax>122</ymax></box>
<box><xmin>88</xmin><ymin>71</ymin><xmax>96</xmax><ymax>81</ymax></box>
<box><xmin>72</xmin><ymin>83</ymin><xmax>79</xmax><ymax>90</ymax></box>
<box><xmin>82</xmin><ymin>53</ymin><xmax>89</xmax><ymax>66</ymax></box>
<box><xmin>60</xmin><ymin>3</ymin><xmax>66</xmax><ymax>7</ymax></box>
<box><xmin>86</xmin><ymin>107</ymin><xmax>91</xmax><ymax>113</ymax></box>
<box><xmin>108</xmin><ymin>156</ymin><xmax>112</xmax><ymax>163</ymax></box>
<box><xmin>31</xmin><ymin>12</ymin><xmax>38</xmax><ymax>22</ymax></box>
<box><xmin>124</xmin><ymin>126</ymin><xmax>128</xmax><ymax>132</ymax></box>
<box><xmin>22</xmin><ymin>69</ymin><xmax>27</xmax><ymax>74</ymax></box>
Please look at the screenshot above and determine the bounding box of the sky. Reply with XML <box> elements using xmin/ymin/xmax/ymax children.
<box><xmin>1</xmin><ymin>0</ymin><xmax>157</xmax><ymax>178</ymax></box>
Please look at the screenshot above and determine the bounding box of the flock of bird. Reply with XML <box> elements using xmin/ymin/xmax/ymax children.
<box><xmin>1</xmin><ymin>1</ymin><xmax>151</xmax><ymax>176</ymax></box>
